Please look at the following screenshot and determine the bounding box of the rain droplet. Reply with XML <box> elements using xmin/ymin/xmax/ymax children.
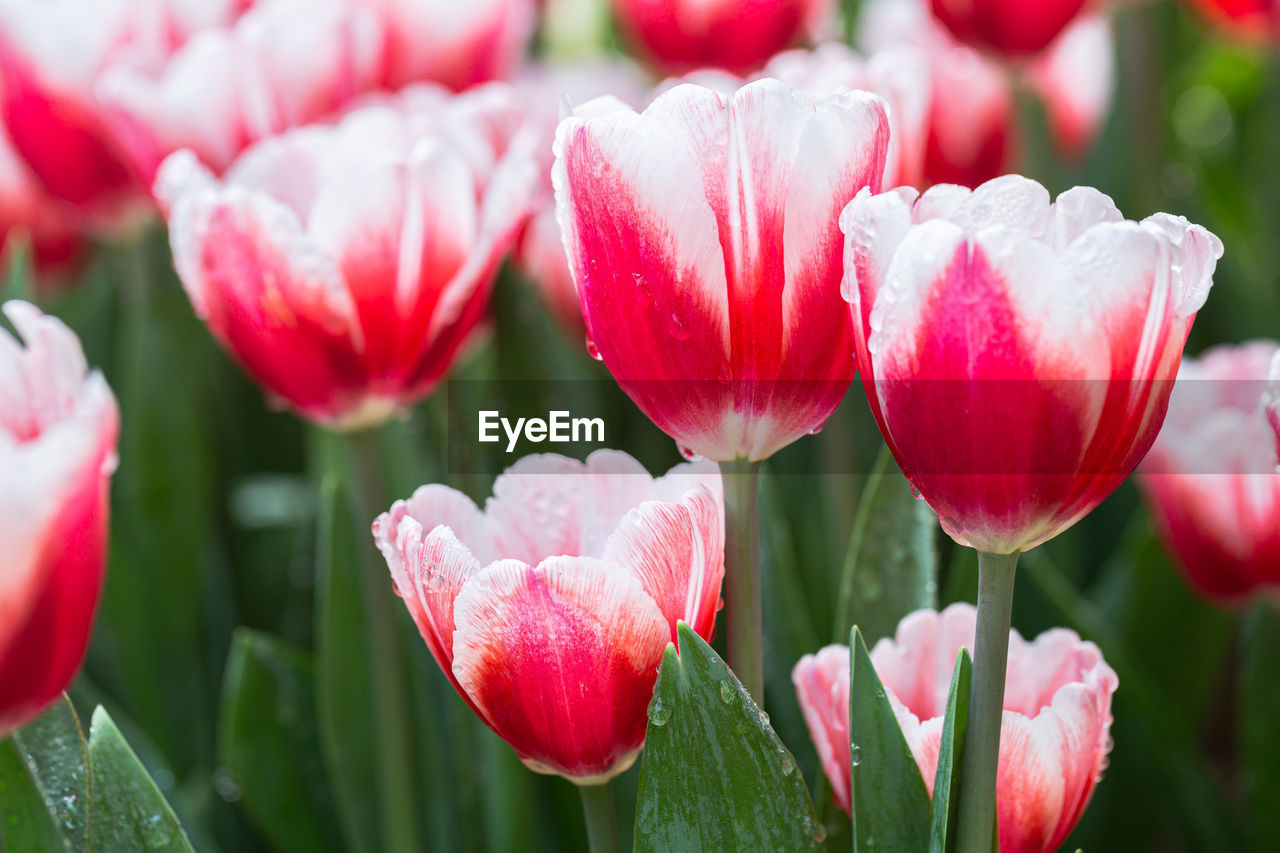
<box><xmin>718</xmin><ymin>680</ymin><xmax>737</xmax><ymax>705</ymax></box>
<box><xmin>678</xmin><ymin>445</ymin><xmax>704</xmax><ymax>462</ymax></box>
<box><xmin>649</xmin><ymin>697</ymin><xmax>670</xmax><ymax>727</ymax></box>
<box><xmin>758</xmin><ymin>711</ymin><xmax>770</xmax><ymax>727</ymax></box>
<box><xmin>808</xmin><ymin>420</ymin><xmax>827</xmax><ymax>436</ymax></box>
<box><xmin>851</xmin><ymin>743</ymin><xmax>863</xmax><ymax>766</ymax></box>
<box><xmin>909</xmin><ymin>484</ymin><xmax>924</xmax><ymax>500</ymax></box>
<box><xmin>780</xmin><ymin>754</ymin><xmax>795</xmax><ymax>776</ymax></box>
<box><xmin>667</xmin><ymin>310</ymin><xmax>691</xmax><ymax>341</ymax></box>
<box><xmin>585</xmin><ymin>338</ymin><xmax>603</xmax><ymax>361</ymax></box>
<box><xmin>813</xmin><ymin>823</ymin><xmax>828</xmax><ymax>843</ymax></box>
<box><xmin>428</xmin><ymin>573</ymin><xmax>447</xmax><ymax>591</ymax></box>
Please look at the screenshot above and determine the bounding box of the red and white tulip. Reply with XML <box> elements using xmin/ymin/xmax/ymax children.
<box><xmin>373</xmin><ymin>450</ymin><xmax>724</xmax><ymax>782</ymax></box>
<box><xmin>0</xmin><ymin>301</ymin><xmax>119</xmax><ymax>735</ymax></box>
<box><xmin>1140</xmin><ymin>341</ymin><xmax>1280</xmax><ymax>601</ymax></box>
<box><xmin>553</xmin><ymin>79</ymin><xmax>890</xmax><ymax>462</ymax></box>
<box><xmin>928</xmin><ymin>0</ymin><xmax>1091</xmax><ymax>56</ymax></box>
<box><xmin>841</xmin><ymin>175</ymin><xmax>1221</xmax><ymax>554</ymax></box>
<box><xmin>793</xmin><ymin>604</ymin><xmax>1117</xmax><ymax>853</ymax></box>
<box><xmin>156</xmin><ymin>84</ymin><xmax>536</xmax><ymax>429</ymax></box>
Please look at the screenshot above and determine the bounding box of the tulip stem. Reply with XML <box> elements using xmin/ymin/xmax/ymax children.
<box><xmin>955</xmin><ymin>549</ymin><xmax>1019</xmax><ymax>853</ymax></box>
<box><xmin>345</xmin><ymin>428</ymin><xmax>421</xmax><ymax>853</ymax></box>
<box><xmin>720</xmin><ymin>459</ymin><xmax>764</xmax><ymax>706</ymax></box>
<box><xmin>577</xmin><ymin>781</ymin><xmax>619</xmax><ymax>853</ymax></box>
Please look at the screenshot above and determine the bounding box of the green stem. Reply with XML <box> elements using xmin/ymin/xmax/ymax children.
<box><xmin>343</xmin><ymin>428</ymin><xmax>421</xmax><ymax>853</ymax></box>
<box><xmin>720</xmin><ymin>459</ymin><xmax>764</xmax><ymax>706</ymax></box>
<box><xmin>577</xmin><ymin>781</ymin><xmax>619</xmax><ymax>853</ymax></box>
<box><xmin>955</xmin><ymin>550</ymin><xmax>1019</xmax><ymax>853</ymax></box>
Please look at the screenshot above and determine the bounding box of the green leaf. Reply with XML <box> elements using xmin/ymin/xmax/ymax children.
<box><xmin>929</xmin><ymin>649</ymin><xmax>973</xmax><ymax>853</ymax></box>
<box><xmin>634</xmin><ymin>623</ymin><xmax>821</xmax><ymax>852</ymax></box>
<box><xmin>9</xmin><ymin>696</ymin><xmax>92</xmax><ymax>851</ymax></box>
<box><xmin>218</xmin><ymin>628</ymin><xmax>342</xmax><ymax>853</ymax></box>
<box><xmin>86</xmin><ymin>706</ymin><xmax>194</xmax><ymax>852</ymax></box>
<box><xmin>0</xmin><ymin>738</ymin><xmax>65</xmax><ymax>851</ymax></box>
<box><xmin>849</xmin><ymin>626</ymin><xmax>931</xmax><ymax>853</ymax></box>
<box><xmin>314</xmin><ymin>474</ymin><xmax>382</xmax><ymax>853</ymax></box>
<box><xmin>1241</xmin><ymin>602</ymin><xmax>1280</xmax><ymax>850</ymax></box>
<box><xmin>833</xmin><ymin>447</ymin><xmax>938</xmax><ymax>645</ymax></box>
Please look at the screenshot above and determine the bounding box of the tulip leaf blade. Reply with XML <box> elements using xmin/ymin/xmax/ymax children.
<box><xmin>0</xmin><ymin>737</ymin><xmax>66</xmax><ymax>851</ymax></box>
<box><xmin>7</xmin><ymin>695</ymin><xmax>92</xmax><ymax>852</ymax></box>
<box><xmin>85</xmin><ymin>706</ymin><xmax>194</xmax><ymax>852</ymax></box>
<box><xmin>315</xmin><ymin>475</ymin><xmax>382</xmax><ymax>853</ymax></box>
<box><xmin>634</xmin><ymin>622</ymin><xmax>821</xmax><ymax>853</ymax></box>
<box><xmin>218</xmin><ymin>627</ymin><xmax>343</xmax><ymax>853</ymax></box>
<box><xmin>1241</xmin><ymin>602</ymin><xmax>1280</xmax><ymax>849</ymax></box>
<box><xmin>833</xmin><ymin>446</ymin><xmax>938</xmax><ymax>645</ymax></box>
<box><xmin>849</xmin><ymin>625</ymin><xmax>931</xmax><ymax>853</ymax></box>
<box><xmin>929</xmin><ymin>648</ymin><xmax>974</xmax><ymax>853</ymax></box>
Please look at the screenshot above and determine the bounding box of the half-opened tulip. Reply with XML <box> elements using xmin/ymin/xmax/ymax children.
<box><xmin>553</xmin><ymin>79</ymin><xmax>890</xmax><ymax>462</ymax></box>
<box><xmin>0</xmin><ymin>124</ymin><xmax>84</xmax><ymax>285</ymax></box>
<box><xmin>610</xmin><ymin>0</ymin><xmax>835</xmax><ymax>75</ymax></box>
<box><xmin>1</xmin><ymin>301</ymin><xmax>119</xmax><ymax>735</ymax></box>
<box><xmin>928</xmin><ymin>0</ymin><xmax>1090</xmax><ymax>56</ymax></box>
<box><xmin>373</xmin><ymin>450</ymin><xmax>724</xmax><ymax>782</ymax></box>
<box><xmin>1139</xmin><ymin>341</ymin><xmax>1280</xmax><ymax>601</ymax></box>
<box><xmin>156</xmin><ymin>84</ymin><xmax>535</xmax><ymax>429</ymax></box>
<box><xmin>792</xmin><ymin>604</ymin><xmax>1117</xmax><ymax>853</ymax></box>
<box><xmin>841</xmin><ymin>175</ymin><xmax>1221</xmax><ymax>554</ymax></box>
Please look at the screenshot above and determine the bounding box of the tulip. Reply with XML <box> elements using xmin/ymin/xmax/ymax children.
<box><xmin>860</xmin><ymin>0</ymin><xmax>1114</xmax><ymax>188</ymax></box>
<box><xmin>0</xmin><ymin>0</ymin><xmax>242</xmax><ymax>223</ymax></box>
<box><xmin>554</xmin><ymin>78</ymin><xmax>889</xmax><ymax>701</ymax></box>
<box><xmin>0</xmin><ymin>301</ymin><xmax>119</xmax><ymax>736</ymax></box>
<box><xmin>1139</xmin><ymin>341</ymin><xmax>1280</xmax><ymax>601</ymax></box>
<box><xmin>156</xmin><ymin>83</ymin><xmax>536</xmax><ymax>429</ymax></box>
<box><xmin>610</xmin><ymin>0</ymin><xmax>836</xmax><ymax>75</ymax></box>
<box><xmin>0</xmin><ymin>124</ymin><xmax>84</xmax><ymax>286</ymax></box>
<box><xmin>841</xmin><ymin>174</ymin><xmax>1217</xmax><ymax>851</ymax></box>
<box><xmin>928</xmin><ymin>0</ymin><xmax>1090</xmax><ymax>56</ymax></box>
<box><xmin>372</xmin><ymin>449</ymin><xmax>724</xmax><ymax>782</ymax></box>
<box><xmin>793</xmin><ymin>604</ymin><xmax>1117</xmax><ymax>853</ymax></box>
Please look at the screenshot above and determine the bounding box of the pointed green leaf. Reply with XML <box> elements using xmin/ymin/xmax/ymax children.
<box><xmin>635</xmin><ymin>623</ymin><xmax>821</xmax><ymax>852</ymax></box>
<box><xmin>1241</xmin><ymin>602</ymin><xmax>1280</xmax><ymax>850</ymax></box>
<box><xmin>86</xmin><ymin>706</ymin><xmax>194</xmax><ymax>852</ymax></box>
<box><xmin>218</xmin><ymin>628</ymin><xmax>342</xmax><ymax>853</ymax></box>
<box><xmin>0</xmin><ymin>738</ymin><xmax>64</xmax><ymax>851</ymax></box>
<box><xmin>314</xmin><ymin>475</ymin><xmax>381</xmax><ymax>853</ymax></box>
<box><xmin>850</xmin><ymin>626</ymin><xmax>931</xmax><ymax>853</ymax></box>
<box><xmin>833</xmin><ymin>447</ymin><xmax>938</xmax><ymax>645</ymax></box>
<box><xmin>929</xmin><ymin>649</ymin><xmax>973</xmax><ymax>853</ymax></box>
<box><xmin>9</xmin><ymin>696</ymin><xmax>92</xmax><ymax>852</ymax></box>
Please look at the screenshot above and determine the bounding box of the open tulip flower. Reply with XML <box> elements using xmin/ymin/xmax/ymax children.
<box><xmin>553</xmin><ymin>78</ymin><xmax>889</xmax><ymax>463</ymax></box>
<box><xmin>928</xmin><ymin>0</ymin><xmax>1091</xmax><ymax>57</ymax></box>
<box><xmin>610</xmin><ymin>0</ymin><xmax>835</xmax><ymax>75</ymax></box>
<box><xmin>1139</xmin><ymin>341</ymin><xmax>1280</xmax><ymax>602</ymax></box>
<box><xmin>793</xmin><ymin>604</ymin><xmax>1117</xmax><ymax>853</ymax></box>
<box><xmin>1</xmin><ymin>301</ymin><xmax>119</xmax><ymax>736</ymax></box>
<box><xmin>372</xmin><ymin>450</ymin><xmax>723</xmax><ymax>782</ymax></box>
<box><xmin>156</xmin><ymin>83</ymin><xmax>536</xmax><ymax>430</ymax></box>
<box><xmin>841</xmin><ymin>175</ymin><xmax>1222</xmax><ymax>556</ymax></box>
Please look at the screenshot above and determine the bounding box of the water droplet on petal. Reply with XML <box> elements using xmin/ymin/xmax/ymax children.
<box><xmin>678</xmin><ymin>444</ymin><xmax>704</xmax><ymax>462</ymax></box>
<box><xmin>851</xmin><ymin>743</ymin><xmax>863</xmax><ymax>766</ymax></box>
<box><xmin>808</xmin><ymin>421</ymin><xmax>827</xmax><ymax>436</ymax></box>
<box><xmin>585</xmin><ymin>337</ymin><xmax>603</xmax><ymax>361</ymax></box>
<box><xmin>428</xmin><ymin>573</ymin><xmax>447</xmax><ymax>591</ymax></box>
<box><xmin>910</xmin><ymin>484</ymin><xmax>924</xmax><ymax>500</ymax></box>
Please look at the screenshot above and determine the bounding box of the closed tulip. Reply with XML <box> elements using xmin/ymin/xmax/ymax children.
<box><xmin>156</xmin><ymin>84</ymin><xmax>536</xmax><ymax>429</ymax></box>
<box><xmin>1139</xmin><ymin>341</ymin><xmax>1280</xmax><ymax>601</ymax></box>
<box><xmin>792</xmin><ymin>604</ymin><xmax>1117</xmax><ymax>853</ymax></box>
<box><xmin>373</xmin><ymin>450</ymin><xmax>724</xmax><ymax>782</ymax></box>
<box><xmin>928</xmin><ymin>0</ymin><xmax>1090</xmax><ymax>56</ymax></box>
<box><xmin>610</xmin><ymin>0</ymin><xmax>835</xmax><ymax>75</ymax></box>
<box><xmin>1</xmin><ymin>301</ymin><xmax>119</xmax><ymax>735</ymax></box>
<box><xmin>841</xmin><ymin>175</ymin><xmax>1221</xmax><ymax>554</ymax></box>
<box><xmin>553</xmin><ymin>79</ymin><xmax>890</xmax><ymax>462</ymax></box>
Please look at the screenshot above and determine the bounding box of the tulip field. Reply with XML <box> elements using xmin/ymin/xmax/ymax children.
<box><xmin>2</xmin><ymin>0</ymin><xmax>1280</xmax><ymax>851</ymax></box>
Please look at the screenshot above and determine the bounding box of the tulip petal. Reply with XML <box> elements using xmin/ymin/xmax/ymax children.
<box><xmin>451</xmin><ymin>556</ymin><xmax>669</xmax><ymax>781</ymax></box>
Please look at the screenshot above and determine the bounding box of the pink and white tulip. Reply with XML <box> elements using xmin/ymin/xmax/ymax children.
<box><xmin>840</xmin><ymin>175</ymin><xmax>1221</xmax><ymax>554</ymax></box>
<box><xmin>792</xmin><ymin>604</ymin><xmax>1117</xmax><ymax>853</ymax></box>
<box><xmin>610</xmin><ymin>0</ymin><xmax>836</xmax><ymax>75</ymax></box>
<box><xmin>0</xmin><ymin>124</ymin><xmax>84</xmax><ymax>285</ymax></box>
<box><xmin>1139</xmin><ymin>341</ymin><xmax>1280</xmax><ymax>602</ymax></box>
<box><xmin>373</xmin><ymin>450</ymin><xmax>724</xmax><ymax>783</ymax></box>
<box><xmin>928</xmin><ymin>0</ymin><xmax>1091</xmax><ymax>56</ymax></box>
<box><xmin>156</xmin><ymin>84</ymin><xmax>536</xmax><ymax>429</ymax></box>
<box><xmin>553</xmin><ymin>79</ymin><xmax>890</xmax><ymax>462</ymax></box>
<box><xmin>1</xmin><ymin>301</ymin><xmax>119</xmax><ymax>735</ymax></box>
